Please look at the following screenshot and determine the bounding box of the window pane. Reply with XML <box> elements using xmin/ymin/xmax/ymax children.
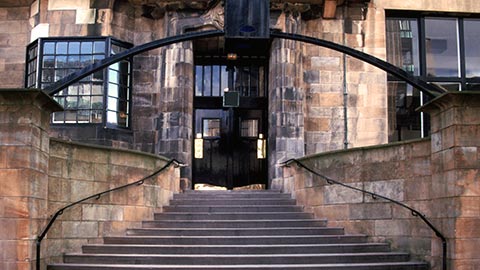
<box><xmin>68</xmin><ymin>42</ymin><xmax>80</xmax><ymax>54</ymax></box>
<box><xmin>195</xmin><ymin>65</ymin><xmax>203</xmax><ymax>96</ymax></box>
<box><xmin>220</xmin><ymin>65</ymin><xmax>228</xmax><ymax>96</ymax></box>
<box><xmin>386</xmin><ymin>18</ymin><xmax>420</xmax><ymax>75</ymax></box>
<box><xmin>55</xmin><ymin>56</ymin><xmax>67</xmax><ymax>68</ymax></box>
<box><xmin>203</xmin><ymin>66</ymin><xmax>211</xmax><ymax>96</ymax></box>
<box><xmin>203</xmin><ymin>119</ymin><xmax>220</xmax><ymax>137</ymax></box>
<box><xmin>94</xmin><ymin>41</ymin><xmax>105</xmax><ymax>54</ymax></box>
<box><xmin>388</xmin><ymin>82</ymin><xmax>428</xmax><ymax>142</ymax></box>
<box><xmin>91</xmin><ymin>110</ymin><xmax>102</xmax><ymax>123</ymax></box>
<box><xmin>241</xmin><ymin>119</ymin><xmax>258</xmax><ymax>137</ymax></box>
<box><xmin>212</xmin><ymin>65</ymin><xmax>220</xmax><ymax>96</ymax></box>
<box><xmin>43</xmin><ymin>42</ymin><xmax>55</xmax><ymax>54</ymax></box>
<box><xmin>56</xmin><ymin>42</ymin><xmax>68</xmax><ymax>54</ymax></box>
<box><xmin>91</xmin><ymin>96</ymin><xmax>103</xmax><ymax>109</ymax></box>
<box><xmin>464</xmin><ymin>19</ymin><xmax>480</xmax><ymax>78</ymax></box>
<box><xmin>44</xmin><ymin>56</ymin><xmax>55</xmax><ymax>68</ymax></box>
<box><xmin>425</xmin><ymin>18</ymin><xmax>459</xmax><ymax>77</ymax></box>
<box><xmin>81</xmin><ymin>42</ymin><xmax>93</xmax><ymax>54</ymax></box>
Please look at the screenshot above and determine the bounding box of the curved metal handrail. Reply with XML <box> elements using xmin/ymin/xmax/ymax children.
<box><xmin>35</xmin><ymin>158</ymin><xmax>185</xmax><ymax>270</ymax></box>
<box><xmin>280</xmin><ymin>158</ymin><xmax>447</xmax><ymax>270</ymax></box>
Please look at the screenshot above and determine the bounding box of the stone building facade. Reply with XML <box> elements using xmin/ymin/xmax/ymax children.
<box><xmin>1</xmin><ymin>0</ymin><xmax>480</xmax><ymax>269</ymax></box>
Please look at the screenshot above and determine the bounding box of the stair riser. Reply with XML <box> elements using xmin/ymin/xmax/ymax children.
<box><xmin>142</xmin><ymin>220</ymin><xmax>328</xmax><ymax>228</ymax></box>
<box><xmin>162</xmin><ymin>206</ymin><xmax>304</xmax><ymax>213</ymax></box>
<box><xmin>49</xmin><ymin>264</ymin><xmax>429</xmax><ymax>270</ymax></box>
<box><xmin>173</xmin><ymin>194</ymin><xmax>292</xmax><ymax>200</ymax></box>
<box><xmin>63</xmin><ymin>254</ymin><xmax>411</xmax><ymax>265</ymax></box>
<box><xmin>126</xmin><ymin>228</ymin><xmax>345</xmax><ymax>236</ymax></box>
<box><xmin>103</xmin><ymin>236</ymin><xmax>368</xmax><ymax>245</ymax></box>
<box><xmin>170</xmin><ymin>200</ymin><xmax>297</xmax><ymax>205</ymax></box>
<box><xmin>153</xmin><ymin>213</ymin><xmax>313</xmax><ymax>220</ymax></box>
<box><xmin>82</xmin><ymin>244</ymin><xmax>391</xmax><ymax>255</ymax></box>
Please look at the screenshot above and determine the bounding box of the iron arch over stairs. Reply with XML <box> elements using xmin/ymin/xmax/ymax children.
<box><xmin>45</xmin><ymin>30</ymin><xmax>447</xmax><ymax>98</ymax></box>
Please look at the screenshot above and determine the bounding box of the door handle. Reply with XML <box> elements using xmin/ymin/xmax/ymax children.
<box><xmin>257</xmin><ymin>133</ymin><xmax>266</xmax><ymax>159</ymax></box>
<box><xmin>194</xmin><ymin>133</ymin><xmax>203</xmax><ymax>159</ymax></box>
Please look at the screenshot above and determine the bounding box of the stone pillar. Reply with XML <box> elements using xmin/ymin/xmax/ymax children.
<box><xmin>0</xmin><ymin>89</ymin><xmax>62</xmax><ymax>270</ymax></box>
<box><xmin>157</xmin><ymin>41</ymin><xmax>194</xmax><ymax>189</ymax></box>
<box><xmin>420</xmin><ymin>92</ymin><xmax>480</xmax><ymax>270</ymax></box>
<box><xmin>269</xmin><ymin>13</ymin><xmax>305</xmax><ymax>188</ymax></box>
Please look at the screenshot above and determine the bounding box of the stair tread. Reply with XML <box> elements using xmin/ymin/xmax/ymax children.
<box><xmin>106</xmin><ymin>235</ymin><xmax>364</xmax><ymax>239</ymax></box>
<box><xmin>67</xmin><ymin>252</ymin><xmax>409</xmax><ymax>257</ymax></box>
<box><xmin>129</xmin><ymin>227</ymin><xmax>341</xmax><ymax>231</ymax></box>
<box><xmin>49</xmin><ymin>262</ymin><xmax>428</xmax><ymax>268</ymax></box>
<box><xmin>84</xmin><ymin>243</ymin><xmax>389</xmax><ymax>248</ymax></box>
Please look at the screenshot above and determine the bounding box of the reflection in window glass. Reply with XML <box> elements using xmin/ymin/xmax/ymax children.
<box><xmin>425</xmin><ymin>18</ymin><xmax>460</xmax><ymax>77</ymax></box>
<box><xmin>26</xmin><ymin>38</ymin><xmax>132</xmax><ymax>127</ymax></box>
<box><xmin>386</xmin><ymin>18</ymin><xmax>420</xmax><ymax>75</ymax></box>
<box><xmin>203</xmin><ymin>119</ymin><xmax>221</xmax><ymax>137</ymax></box>
<box><xmin>464</xmin><ymin>19</ymin><xmax>480</xmax><ymax>78</ymax></box>
<box><xmin>241</xmin><ymin>119</ymin><xmax>258</xmax><ymax>137</ymax></box>
<box><xmin>212</xmin><ymin>66</ymin><xmax>220</xmax><ymax>96</ymax></box>
<box><xmin>387</xmin><ymin>82</ymin><xmax>429</xmax><ymax>142</ymax></box>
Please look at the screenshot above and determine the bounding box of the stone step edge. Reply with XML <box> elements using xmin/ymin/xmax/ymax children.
<box><xmin>128</xmin><ymin>227</ymin><xmax>342</xmax><ymax>231</ymax></box>
<box><xmin>65</xmin><ymin>252</ymin><xmax>409</xmax><ymax>258</ymax></box>
<box><xmin>48</xmin><ymin>262</ymin><xmax>428</xmax><ymax>268</ymax></box>
<box><xmin>143</xmin><ymin>219</ymin><xmax>327</xmax><ymax>222</ymax></box>
<box><xmin>83</xmin><ymin>243</ymin><xmax>389</xmax><ymax>248</ymax></box>
<box><xmin>105</xmin><ymin>235</ymin><xmax>366</xmax><ymax>240</ymax></box>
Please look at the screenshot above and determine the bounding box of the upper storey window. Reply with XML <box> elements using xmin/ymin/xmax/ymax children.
<box><xmin>25</xmin><ymin>37</ymin><xmax>133</xmax><ymax>128</ymax></box>
<box><xmin>386</xmin><ymin>14</ymin><xmax>480</xmax><ymax>142</ymax></box>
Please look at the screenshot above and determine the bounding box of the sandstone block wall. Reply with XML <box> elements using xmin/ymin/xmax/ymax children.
<box><xmin>44</xmin><ymin>138</ymin><xmax>180</xmax><ymax>265</ymax></box>
<box><xmin>278</xmin><ymin>139</ymin><xmax>436</xmax><ymax>265</ymax></box>
<box><xmin>0</xmin><ymin>89</ymin><xmax>181</xmax><ymax>270</ymax></box>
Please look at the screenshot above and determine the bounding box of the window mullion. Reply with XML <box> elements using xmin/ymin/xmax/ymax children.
<box><xmin>458</xmin><ymin>18</ymin><xmax>466</xmax><ymax>91</ymax></box>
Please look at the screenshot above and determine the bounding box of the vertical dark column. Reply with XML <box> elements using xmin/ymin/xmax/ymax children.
<box><xmin>269</xmin><ymin>13</ymin><xmax>305</xmax><ymax>188</ymax></box>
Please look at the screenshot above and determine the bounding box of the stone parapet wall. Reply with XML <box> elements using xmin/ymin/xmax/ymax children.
<box><xmin>277</xmin><ymin>139</ymin><xmax>436</xmax><ymax>265</ymax></box>
<box><xmin>44</xmin><ymin>138</ymin><xmax>180</xmax><ymax>265</ymax></box>
<box><xmin>0</xmin><ymin>89</ymin><xmax>181</xmax><ymax>270</ymax></box>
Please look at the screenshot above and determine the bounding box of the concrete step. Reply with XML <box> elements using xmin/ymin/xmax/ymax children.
<box><xmin>48</xmin><ymin>262</ymin><xmax>430</xmax><ymax>270</ymax></box>
<box><xmin>170</xmin><ymin>198</ymin><xmax>297</xmax><ymax>206</ymax></box>
<box><xmin>142</xmin><ymin>219</ymin><xmax>328</xmax><ymax>228</ymax></box>
<box><xmin>126</xmin><ymin>227</ymin><xmax>345</xmax><ymax>236</ymax></box>
<box><xmin>103</xmin><ymin>235</ymin><xmax>368</xmax><ymax>245</ymax></box>
<box><xmin>162</xmin><ymin>205</ymin><xmax>304</xmax><ymax>213</ymax></box>
<box><xmin>63</xmin><ymin>252</ymin><xmax>412</xmax><ymax>265</ymax></box>
<box><xmin>82</xmin><ymin>243</ymin><xmax>392</xmax><ymax>255</ymax></box>
<box><xmin>153</xmin><ymin>212</ymin><xmax>314</xmax><ymax>220</ymax></box>
<box><xmin>173</xmin><ymin>192</ymin><xmax>291</xmax><ymax>200</ymax></box>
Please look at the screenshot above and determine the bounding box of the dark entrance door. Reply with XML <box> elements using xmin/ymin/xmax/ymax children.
<box><xmin>192</xmin><ymin>60</ymin><xmax>267</xmax><ymax>189</ymax></box>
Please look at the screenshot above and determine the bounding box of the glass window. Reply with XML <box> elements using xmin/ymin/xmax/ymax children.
<box><xmin>386</xmin><ymin>18</ymin><xmax>420</xmax><ymax>75</ymax></box>
<box><xmin>464</xmin><ymin>19</ymin><xmax>480</xmax><ymax>78</ymax></box>
<box><xmin>425</xmin><ymin>18</ymin><xmax>460</xmax><ymax>77</ymax></box>
<box><xmin>194</xmin><ymin>62</ymin><xmax>266</xmax><ymax>98</ymax></box>
<box><xmin>241</xmin><ymin>119</ymin><xmax>258</xmax><ymax>137</ymax></box>
<box><xmin>203</xmin><ymin>119</ymin><xmax>221</xmax><ymax>137</ymax></box>
<box><xmin>25</xmin><ymin>38</ymin><xmax>133</xmax><ymax>127</ymax></box>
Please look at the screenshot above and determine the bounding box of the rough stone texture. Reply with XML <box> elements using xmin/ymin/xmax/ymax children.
<box><xmin>0</xmin><ymin>89</ymin><xmax>62</xmax><ymax>270</ymax></box>
<box><xmin>268</xmin><ymin>12</ymin><xmax>305</xmax><ymax>185</ymax></box>
<box><xmin>420</xmin><ymin>93</ymin><xmax>480</xmax><ymax>270</ymax></box>
<box><xmin>279</xmin><ymin>138</ymin><xmax>436</xmax><ymax>266</ymax></box>
<box><xmin>45</xmin><ymin>138</ymin><xmax>180</xmax><ymax>265</ymax></box>
<box><xmin>0</xmin><ymin>5</ymin><xmax>30</xmax><ymax>88</ymax></box>
<box><xmin>0</xmin><ymin>89</ymin><xmax>181</xmax><ymax>270</ymax></box>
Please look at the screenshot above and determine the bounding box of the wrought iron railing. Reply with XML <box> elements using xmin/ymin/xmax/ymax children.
<box><xmin>35</xmin><ymin>158</ymin><xmax>185</xmax><ymax>270</ymax></box>
<box><xmin>280</xmin><ymin>158</ymin><xmax>447</xmax><ymax>270</ymax></box>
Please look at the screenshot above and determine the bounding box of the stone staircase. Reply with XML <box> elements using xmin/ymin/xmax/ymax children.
<box><xmin>48</xmin><ymin>190</ymin><xmax>429</xmax><ymax>269</ymax></box>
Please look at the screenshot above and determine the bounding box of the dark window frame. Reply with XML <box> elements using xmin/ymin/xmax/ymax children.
<box><xmin>386</xmin><ymin>11</ymin><xmax>480</xmax><ymax>142</ymax></box>
<box><xmin>25</xmin><ymin>36</ymin><xmax>133</xmax><ymax>129</ymax></box>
